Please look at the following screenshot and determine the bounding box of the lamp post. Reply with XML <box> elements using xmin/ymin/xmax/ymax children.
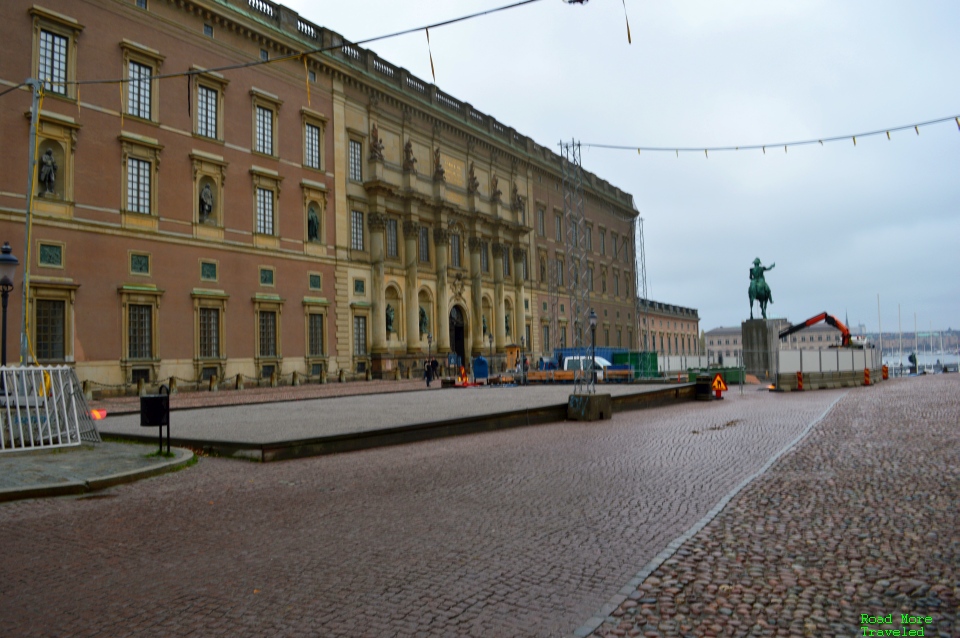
<box><xmin>520</xmin><ymin>335</ymin><xmax>526</xmax><ymax>385</ymax></box>
<box><xmin>488</xmin><ymin>331</ymin><xmax>494</xmax><ymax>364</ymax></box>
<box><xmin>0</xmin><ymin>242</ymin><xmax>20</xmax><ymax>369</ymax></box>
<box><xmin>589</xmin><ymin>308</ymin><xmax>598</xmax><ymax>389</ymax></box>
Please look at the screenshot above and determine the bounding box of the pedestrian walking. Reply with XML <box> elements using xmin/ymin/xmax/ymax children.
<box><xmin>430</xmin><ymin>358</ymin><xmax>439</xmax><ymax>380</ymax></box>
<box><xmin>425</xmin><ymin>361</ymin><xmax>434</xmax><ymax>387</ymax></box>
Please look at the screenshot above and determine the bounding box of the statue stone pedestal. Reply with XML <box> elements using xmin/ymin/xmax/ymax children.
<box><xmin>742</xmin><ymin>319</ymin><xmax>779</xmax><ymax>381</ymax></box>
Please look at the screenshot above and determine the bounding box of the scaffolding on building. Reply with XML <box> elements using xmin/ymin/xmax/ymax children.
<box><xmin>560</xmin><ymin>140</ymin><xmax>593</xmax><ymax>394</ymax></box>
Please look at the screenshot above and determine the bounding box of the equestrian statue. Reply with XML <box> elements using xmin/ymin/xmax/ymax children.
<box><xmin>748</xmin><ymin>258</ymin><xmax>775</xmax><ymax>320</ymax></box>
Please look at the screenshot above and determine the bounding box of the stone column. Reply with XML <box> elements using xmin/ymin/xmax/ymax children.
<box><xmin>434</xmin><ymin>227</ymin><xmax>450</xmax><ymax>353</ymax></box>
<box><xmin>513</xmin><ymin>246</ymin><xmax>527</xmax><ymax>347</ymax></box>
<box><xmin>492</xmin><ymin>242</ymin><xmax>506</xmax><ymax>352</ymax></box>
<box><xmin>468</xmin><ymin>236</ymin><xmax>484</xmax><ymax>355</ymax></box>
<box><xmin>368</xmin><ymin>212</ymin><xmax>387</xmax><ymax>353</ymax></box>
<box><xmin>403</xmin><ymin>220</ymin><xmax>420</xmax><ymax>353</ymax></box>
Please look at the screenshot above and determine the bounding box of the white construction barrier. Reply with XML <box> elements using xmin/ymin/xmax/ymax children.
<box><xmin>0</xmin><ymin>366</ymin><xmax>100</xmax><ymax>453</ymax></box>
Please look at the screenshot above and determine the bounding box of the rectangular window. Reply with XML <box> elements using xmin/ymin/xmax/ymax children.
<box><xmin>481</xmin><ymin>243</ymin><xmax>489</xmax><ymax>273</ymax></box>
<box><xmin>555</xmin><ymin>215</ymin><xmax>562</xmax><ymax>242</ymax></box>
<box><xmin>39</xmin><ymin>30</ymin><xmax>68</xmax><ymax>95</ymax></box>
<box><xmin>586</xmin><ymin>227</ymin><xmax>593</xmax><ymax>251</ymax></box>
<box><xmin>600</xmin><ymin>231</ymin><xmax>606</xmax><ymax>255</ymax></box>
<box><xmin>537</xmin><ymin>209</ymin><xmax>545</xmax><ymax>236</ymax></box>
<box><xmin>350</xmin><ymin>210</ymin><xmax>364</xmax><ymax>251</ymax></box>
<box><xmin>612</xmin><ymin>234</ymin><xmax>619</xmax><ymax>260</ymax></box>
<box><xmin>197</xmin><ymin>86</ymin><xmax>218</xmax><ymax>138</ymax></box>
<box><xmin>560</xmin><ymin>326</ymin><xmax>567</xmax><ymax>348</ymax></box>
<box><xmin>522</xmin><ymin>253</ymin><xmax>529</xmax><ymax>281</ymax></box>
<box><xmin>127</xmin><ymin>61</ymin><xmax>152</xmax><ymax>119</ymax></box>
<box><xmin>386</xmin><ymin>219</ymin><xmax>398</xmax><ymax>258</ymax></box>
<box><xmin>305</xmin><ymin>122</ymin><xmax>321</xmax><ymax>169</ymax></box>
<box><xmin>256</xmin><ymin>187</ymin><xmax>274</xmax><ymax>235</ymax></box>
<box><xmin>255</xmin><ymin>105</ymin><xmax>273</xmax><ymax>155</ymax></box>
<box><xmin>136</xmin><ymin>0</ymin><xmax>147</xmax><ymax>8</ymax></box>
<box><xmin>556</xmin><ymin>259</ymin><xmax>563</xmax><ymax>287</ymax></box>
<box><xmin>203</xmin><ymin>23</ymin><xmax>213</xmax><ymax>37</ymax></box>
<box><xmin>503</xmin><ymin>251</ymin><xmax>511</xmax><ymax>277</ymax></box>
<box><xmin>39</xmin><ymin>243</ymin><xmax>63</xmax><ymax>267</ymax></box>
<box><xmin>259</xmin><ymin>311</ymin><xmax>277</xmax><ymax>357</ymax></box>
<box><xmin>201</xmin><ymin>261</ymin><xmax>217</xmax><ymax>281</ymax></box>
<box><xmin>127</xmin><ymin>158</ymin><xmax>151</xmax><ymax>214</ymax></box>
<box><xmin>35</xmin><ymin>299</ymin><xmax>65</xmax><ymax>360</ymax></box>
<box><xmin>542</xmin><ymin>325</ymin><xmax>550</xmax><ymax>352</ymax></box>
<box><xmin>587</xmin><ymin>267</ymin><xmax>594</xmax><ymax>291</ymax></box>
<box><xmin>353</xmin><ymin>315</ymin><xmax>367</xmax><ymax>356</ymax></box>
<box><xmin>199</xmin><ymin>307</ymin><xmax>219</xmax><ymax>358</ymax></box>
<box><xmin>308</xmin><ymin>313</ymin><xmax>324</xmax><ymax>356</ymax></box>
<box><xmin>419</xmin><ymin>226</ymin><xmax>430</xmax><ymax>263</ymax></box>
<box><xmin>128</xmin><ymin>304</ymin><xmax>152</xmax><ymax>359</ymax></box>
<box><xmin>451</xmin><ymin>233</ymin><xmax>461</xmax><ymax>268</ymax></box>
<box><xmin>309</xmin><ymin>273</ymin><xmax>322</xmax><ymax>290</ymax></box>
<box><xmin>349</xmin><ymin>139</ymin><xmax>362</xmax><ymax>181</ymax></box>
<box><xmin>614</xmin><ymin>273</ymin><xmax>620</xmax><ymax>297</ymax></box>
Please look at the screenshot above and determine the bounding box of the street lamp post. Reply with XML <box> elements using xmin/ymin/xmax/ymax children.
<box><xmin>520</xmin><ymin>335</ymin><xmax>526</xmax><ymax>385</ymax></box>
<box><xmin>488</xmin><ymin>332</ymin><xmax>494</xmax><ymax>366</ymax></box>
<box><xmin>589</xmin><ymin>308</ymin><xmax>598</xmax><ymax>390</ymax></box>
<box><xmin>0</xmin><ymin>242</ymin><xmax>20</xmax><ymax>370</ymax></box>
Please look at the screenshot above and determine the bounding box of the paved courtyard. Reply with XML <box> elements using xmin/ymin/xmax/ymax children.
<box><xmin>0</xmin><ymin>377</ymin><xmax>955</xmax><ymax>637</ymax></box>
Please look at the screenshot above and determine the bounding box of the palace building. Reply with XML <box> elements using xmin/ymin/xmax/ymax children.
<box><xmin>0</xmin><ymin>0</ymin><xmax>654</xmax><ymax>386</ymax></box>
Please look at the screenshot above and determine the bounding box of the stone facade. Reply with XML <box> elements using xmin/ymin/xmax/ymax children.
<box><xmin>0</xmin><ymin>0</ymin><xmax>643</xmax><ymax>384</ymax></box>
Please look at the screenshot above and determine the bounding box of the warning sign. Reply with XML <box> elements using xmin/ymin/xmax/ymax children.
<box><xmin>711</xmin><ymin>373</ymin><xmax>728</xmax><ymax>392</ymax></box>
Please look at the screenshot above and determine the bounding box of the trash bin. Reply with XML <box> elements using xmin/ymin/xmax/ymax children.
<box><xmin>695</xmin><ymin>374</ymin><xmax>713</xmax><ymax>401</ymax></box>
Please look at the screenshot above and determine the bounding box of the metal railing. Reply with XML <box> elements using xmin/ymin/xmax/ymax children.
<box><xmin>0</xmin><ymin>366</ymin><xmax>100</xmax><ymax>453</ymax></box>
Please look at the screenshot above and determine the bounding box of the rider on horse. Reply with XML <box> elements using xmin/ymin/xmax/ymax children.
<box><xmin>749</xmin><ymin>258</ymin><xmax>775</xmax><ymax>319</ymax></box>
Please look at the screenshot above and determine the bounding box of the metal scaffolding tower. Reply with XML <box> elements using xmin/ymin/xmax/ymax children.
<box><xmin>634</xmin><ymin>216</ymin><xmax>650</xmax><ymax>360</ymax></box>
<box><xmin>560</xmin><ymin>140</ymin><xmax>592</xmax><ymax>394</ymax></box>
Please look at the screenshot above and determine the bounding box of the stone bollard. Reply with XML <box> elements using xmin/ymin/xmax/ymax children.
<box><xmin>393</xmin><ymin>368</ymin><xmax>401</xmax><ymax>381</ymax></box>
<box><xmin>270</xmin><ymin>371</ymin><xmax>279</xmax><ymax>387</ymax></box>
<box><xmin>365</xmin><ymin>367</ymin><xmax>372</xmax><ymax>381</ymax></box>
<box><xmin>320</xmin><ymin>369</ymin><xmax>327</xmax><ymax>384</ymax></box>
<box><xmin>209</xmin><ymin>375</ymin><xmax>218</xmax><ymax>392</ymax></box>
<box><xmin>292</xmin><ymin>371</ymin><xmax>300</xmax><ymax>386</ymax></box>
<box><xmin>338</xmin><ymin>368</ymin><xmax>345</xmax><ymax>383</ymax></box>
<box><xmin>236</xmin><ymin>373</ymin><xmax>244</xmax><ymax>391</ymax></box>
<box><xmin>169</xmin><ymin>377</ymin><xmax>178</xmax><ymax>394</ymax></box>
<box><xmin>136</xmin><ymin>378</ymin><xmax>145</xmax><ymax>396</ymax></box>
<box><xmin>82</xmin><ymin>380</ymin><xmax>93</xmax><ymax>401</ymax></box>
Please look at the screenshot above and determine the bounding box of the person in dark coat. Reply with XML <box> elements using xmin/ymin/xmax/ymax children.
<box><xmin>425</xmin><ymin>361</ymin><xmax>434</xmax><ymax>387</ymax></box>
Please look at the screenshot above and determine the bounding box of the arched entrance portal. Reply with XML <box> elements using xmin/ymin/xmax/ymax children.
<box><xmin>449</xmin><ymin>306</ymin><xmax>466</xmax><ymax>367</ymax></box>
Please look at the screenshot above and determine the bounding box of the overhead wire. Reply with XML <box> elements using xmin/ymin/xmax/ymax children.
<box><xmin>585</xmin><ymin>114</ymin><xmax>960</xmax><ymax>156</ymax></box>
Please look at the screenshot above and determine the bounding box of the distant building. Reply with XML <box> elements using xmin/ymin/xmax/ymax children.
<box><xmin>638</xmin><ymin>299</ymin><xmax>700</xmax><ymax>355</ymax></box>
<box><xmin>705</xmin><ymin>319</ymin><xmax>844</xmax><ymax>366</ymax></box>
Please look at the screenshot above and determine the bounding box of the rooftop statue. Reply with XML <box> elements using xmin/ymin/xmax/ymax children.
<box><xmin>748</xmin><ymin>258</ymin><xmax>775</xmax><ymax>320</ymax></box>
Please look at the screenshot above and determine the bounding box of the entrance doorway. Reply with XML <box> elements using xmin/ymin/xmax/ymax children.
<box><xmin>449</xmin><ymin>306</ymin><xmax>466</xmax><ymax>367</ymax></box>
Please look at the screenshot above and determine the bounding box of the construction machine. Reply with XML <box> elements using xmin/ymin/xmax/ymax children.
<box><xmin>778</xmin><ymin>312</ymin><xmax>867</xmax><ymax>349</ymax></box>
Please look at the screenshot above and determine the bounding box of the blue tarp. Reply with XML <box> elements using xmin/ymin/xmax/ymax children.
<box><xmin>473</xmin><ymin>356</ymin><xmax>489</xmax><ymax>380</ymax></box>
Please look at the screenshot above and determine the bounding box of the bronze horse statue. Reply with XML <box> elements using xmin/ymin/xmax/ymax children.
<box><xmin>749</xmin><ymin>258</ymin><xmax>775</xmax><ymax>319</ymax></box>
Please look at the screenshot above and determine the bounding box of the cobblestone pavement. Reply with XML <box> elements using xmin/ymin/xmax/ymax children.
<box><xmin>590</xmin><ymin>375</ymin><xmax>959</xmax><ymax>638</ymax></box>
<box><xmin>0</xmin><ymin>386</ymin><xmax>843</xmax><ymax>637</ymax></box>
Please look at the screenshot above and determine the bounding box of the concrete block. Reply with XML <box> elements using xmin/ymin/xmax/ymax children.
<box><xmin>567</xmin><ymin>393</ymin><xmax>613</xmax><ymax>421</ymax></box>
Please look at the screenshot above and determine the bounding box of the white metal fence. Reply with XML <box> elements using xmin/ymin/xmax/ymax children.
<box><xmin>658</xmin><ymin>355</ymin><xmax>709</xmax><ymax>373</ymax></box>
<box><xmin>0</xmin><ymin>366</ymin><xmax>100</xmax><ymax>453</ymax></box>
<box><xmin>778</xmin><ymin>348</ymin><xmax>881</xmax><ymax>373</ymax></box>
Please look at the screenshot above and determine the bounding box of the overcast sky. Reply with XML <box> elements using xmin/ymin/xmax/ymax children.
<box><xmin>284</xmin><ymin>0</ymin><xmax>959</xmax><ymax>335</ymax></box>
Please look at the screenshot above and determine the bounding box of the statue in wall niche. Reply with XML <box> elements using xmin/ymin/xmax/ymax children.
<box><xmin>199</xmin><ymin>183</ymin><xmax>214</xmax><ymax>222</ymax></box>
<box><xmin>482</xmin><ymin>315</ymin><xmax>488</xmax><ymax>336</ymax></box>
<box><xmin>385</xmin><ymin>304</ymin><xmax>395</xmax><ymax>334</ymax></box>
<box><xmin>433</xmin><ymin>147</ymin><xmax>445</xmax><ymax>181</ymax></box>
<box><xmin>307</xmin><ymin>205</ymin><xmax>320</xmax><ymax>241</ymax></box>
<box><xmin>748</xmin><ymin>258</ymin><xmax>775</xmax><ymax>320</ymax></box>
<box><xmin>419</xmin><ymin>306</ymin><xmax>429</xmax><ymax>335</ymax></box>
<box><xmin>467</xmin><ymin>162</ymin><xmax>479</xmax><ymax>194</ymax></box>
<box><xmin>39</xmin><ymin>149</ymin><xmax>57</xmax><ymax>196</ymax></box>
<box><xmin>490</xmin><ymin>175</ymin><xmax>501</xmax><ymax>202</ymax></box>
<box><xmin>369</xmin><ymin>124</ymin><xmax>384</xmax><ymax>161</ymax></box>
<box><xmin>505</xmin><ymin>313</ymin><xmax>511</xmax><ymax>336</ymax></box>
<box><xmin>511</xmin><ymin>183</ymin><xmax>523</xmax><ymax>211</ymax></box>
<box><xmin>402</xmin><ymin>140</ymin><xmax>417</xmax><ymax>172</ymax></box>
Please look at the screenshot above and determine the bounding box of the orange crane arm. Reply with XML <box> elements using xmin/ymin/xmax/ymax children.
<box><xmin>778</xmin><ymin>312</ymin><xmax>851</xmax><ymax>347</ymax></box>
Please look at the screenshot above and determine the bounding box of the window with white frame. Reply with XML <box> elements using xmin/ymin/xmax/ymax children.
<box><xmin>537</xmin><ymin>209</ymin><xmax>545</xmax><ymax>236</ymax></box>
<box><xmin>39</xmin><ymin>30</ymin><xmax>68</xmax><ymax>94</ymax></box>
<box><xmin>304</xmin><ymin>122</ymin><xmax>321</xmax><ymax>169</ymax></box>
<box><xmin>256</xmin><ymin>187</ymin><xmax>274</xmax><ymax>235</ymax></box>
<box><xmin>308</xmin><ymin>313</ymin><xmax>324</xmax><ymax>356</ymax></box>
<box><xmin>127</xmin><ymin>61</ymin><xmax>152</xmax><ymax>119</ymax></box>
<box><xmin>386</xmin><ymin>218</ymin><xmax>398</xmax><ymax>258</ymax></box>
<box><xmin>198</xmin><ymin>307</ymin><xmax>220</xmax><ymax>358</ymax></box>
<box><xmin>127</xmin><ymin>157</ymin><xmax>151</xmax><ymax>214</ymax></box>
<box><xmin>599</xmin><ymin>230</ymin><xmax>606</xmax><ymax>255</ymax></box>
<box><xmin>481</xmin><ymin>242</ymin><xmax>489</xmax><ymax>273</ymax></box>
<box><xmin>349</xmin><ymin>139</ymin><xmax>362</xmax><ymax>181</ymax></box>
<box><xmin>196</xmin><ymin>84</ymin><xmax>219</xmax><ymax>139</ymax></box>
<box><xmin>351</xmin><ymin>210</ymin><xmax>364</xmax><ymax>250</ymax></box>
<box><xmin>255</xmin><ymin>105</ymin><xmax>273</xmax><ymax>155</ymax></box>
<box><xmin>128</xmin><ymin>304</ymin><xmax>153</xmax><ymax>359</ymax></box>
<box><xmin>259</xmin><ymin>310</ymin><xmax>277</xmax><ymax>357</ymax></box>
<box><xmin>451</xmin><ymin>233</ymin><xmax>461</xmax><ymax>268</ymax></box>
<box><xmin>419</xmin><ymin>226</ymin><xmax>430</xmax><ymax>263</ymax></box>
<box><xmin>555</xmin><ymin>214</ymin><xmax>562</xmax><ymax>242</ymax></box>
<box><xmin>353</xmin><ymin>315</ymin><xmax>367</xmax><ymax>356</ymax></box>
